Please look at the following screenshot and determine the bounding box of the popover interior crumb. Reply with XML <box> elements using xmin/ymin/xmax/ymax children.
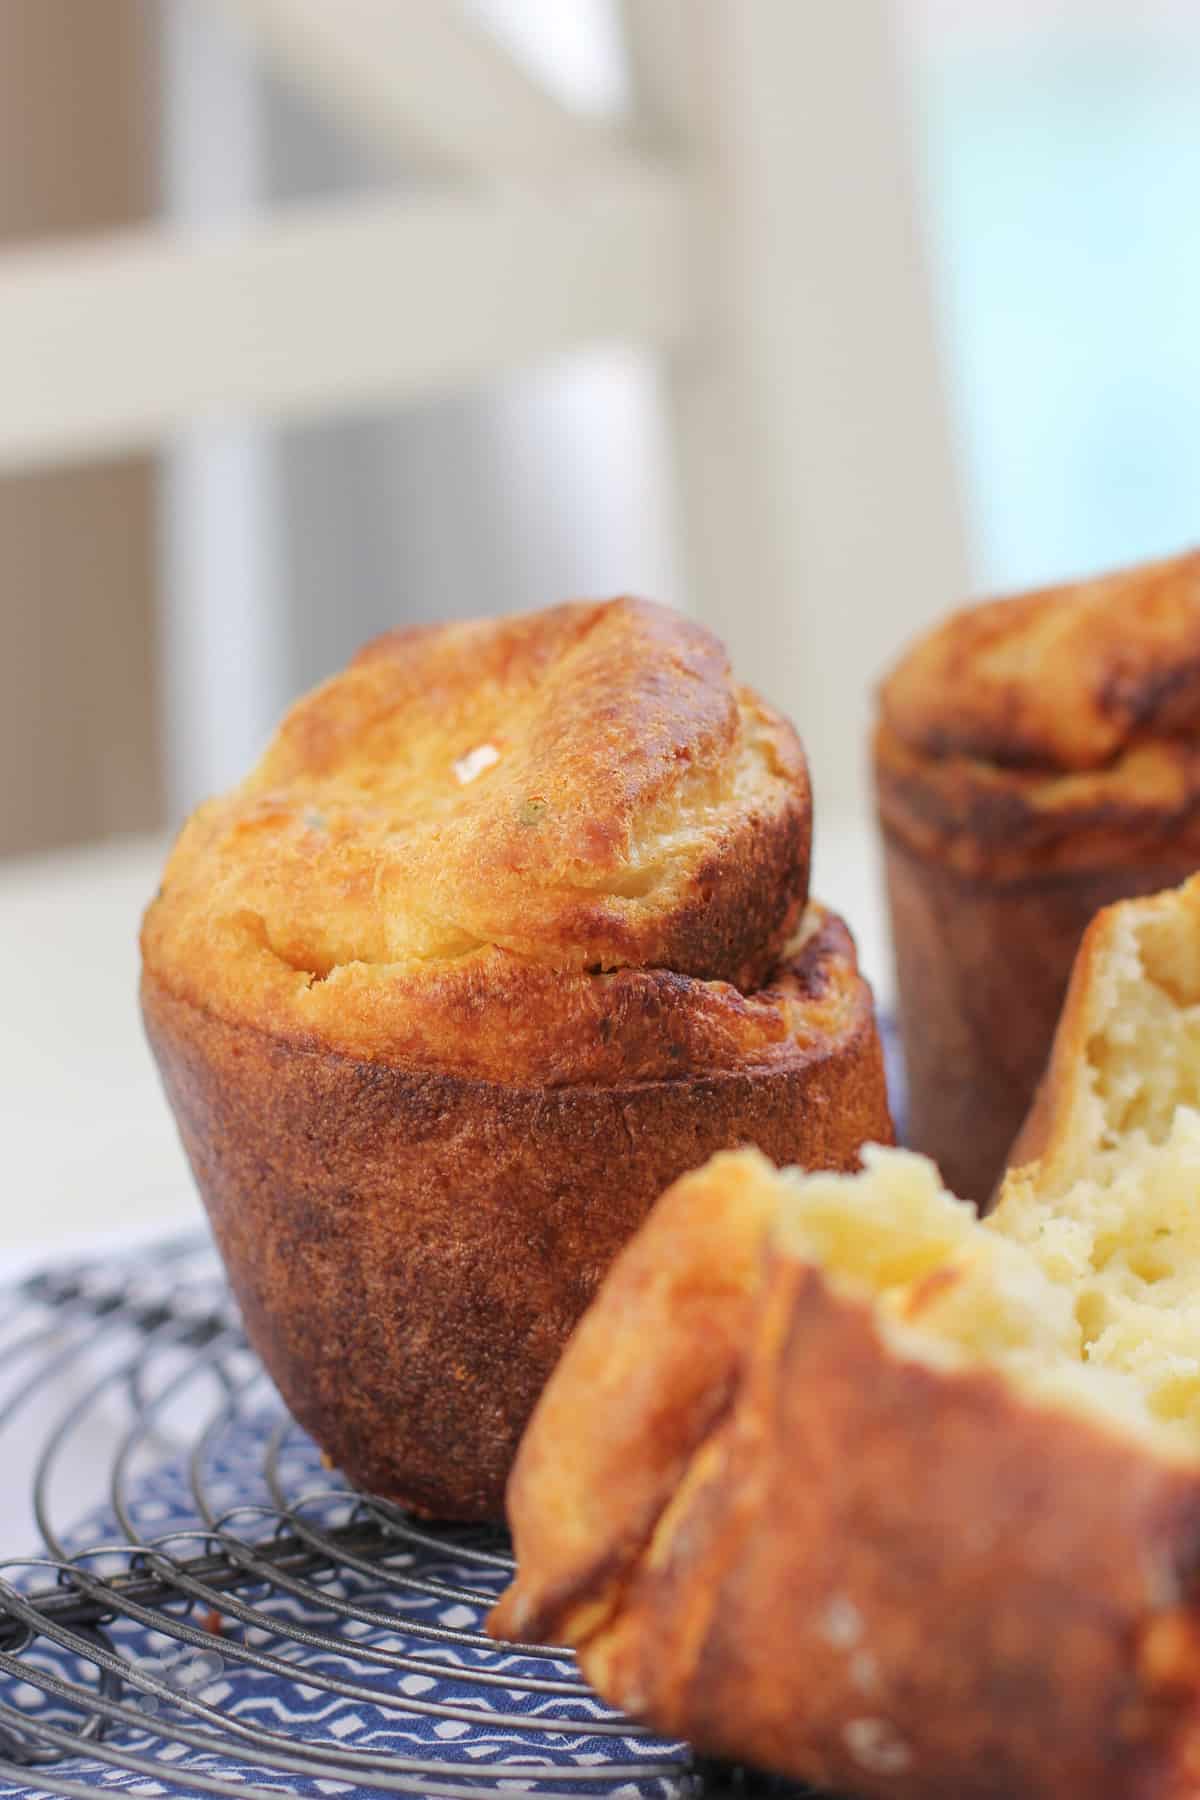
<box><xmin>776</xmin><ymin>894</ymin><xmax>1200</xmax><ymax>1455</ymax></box>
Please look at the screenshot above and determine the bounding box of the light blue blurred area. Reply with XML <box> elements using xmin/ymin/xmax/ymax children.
<box><xmin>913</xmin><ymin>27</ymin><xmax>1200</xmax><ymax>593</ymax></box>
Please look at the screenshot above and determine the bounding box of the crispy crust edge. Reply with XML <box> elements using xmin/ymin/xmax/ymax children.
<box><xmin>1006</xmin><ymin>872</ymin><xmax>1200</xmax><ymax>1186</ymax></box>
<box><xmin>578</xmin><ymin>1253</ymin><xmax>1200</xmax><ymax>1800</ymax></box>
<box><xmin>494</xmin><ymin>1206</ymin><xmax>1200</xmax><ymax>1799</ymax></box>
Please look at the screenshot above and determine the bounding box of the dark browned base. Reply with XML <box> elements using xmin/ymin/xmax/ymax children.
<box><xmin>142</xmin><ymin>969</ymin><xmax>891</xmax><ymax>1520</ymax></box>
<box><xmin>882</xmin><ymin>833</ymin><xmax>1199</xmax><ymax>1202</ymax></box>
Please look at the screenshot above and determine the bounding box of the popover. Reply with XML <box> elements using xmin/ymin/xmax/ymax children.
<box><xmin>876</xmin><ymin>546</ymin><xmax>1200</xmax><ymax>1200</ymax></box>
<box><xmin>142</xmin><ymin>597</ymin><xmax>893</xmax><ymax>1519</ymax></box>
<box><xmin>494</xmin><ymin>874</ymin><xmax>1200</xmax><ymax>1800</ymax></box>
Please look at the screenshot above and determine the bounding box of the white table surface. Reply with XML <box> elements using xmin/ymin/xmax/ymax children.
<box><xmin>0</xmin><ymin>819</ymin><xmax>892</xmax><ymax>1272</ymax></box>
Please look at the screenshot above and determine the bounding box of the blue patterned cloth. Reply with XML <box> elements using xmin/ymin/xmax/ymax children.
<box><xmin>0</xmin><ymin>1410</ymin><xmax>685</xmax><ymax>1800</ymax></box>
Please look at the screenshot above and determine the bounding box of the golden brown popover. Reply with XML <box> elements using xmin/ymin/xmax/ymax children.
<box><xmin>494</xmin><ymin>873</ymin><xmax>1200</xmax><ymax>1800</ymax></box>
<box><xmin>876</xmin><ymin>546</ymin><xmax>1200</xmax><ymax>1200</ymax></box>
<box><xmin>142</xmin><ymin>597</ymin><xmax>893</xmax><ymax>1519</ymax></box>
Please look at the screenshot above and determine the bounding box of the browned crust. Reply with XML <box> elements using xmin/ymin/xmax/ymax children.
<box><xmin>587</xmin><ymin>1262</ymin><xmax>1200</xmax><ymax>1800</ymax></box>
<box><xmin>1007</xmin><ymin>874</ymin><xmax>1200</xmax><ymax>1187</ymax></box>
<box><xmin>140</xmin><ymin>826</ymin><xmax>813</xmax><ymax>1086</ymax></box>
<box><xmin>143</xmin><ymin>599</ymin><xmax>814</xmax><ymax>1076</ymax></box>
<box><xmin>142</xmin><ymin>916</ymin><xmax>892</xmax><ymax>1521</ymax></box>
<box><xmin>493</xmin><ymin>1159</ymin><xmax>1200</xmax><ymax>1800</ymax></box>
<box><xmin>875</xmin><ymin>719</ymin><xmax>1200</xmax><ymax>878</ymax></box>
<box><xmin>882</xmin><ymin>831</ymin><xmax>1199</xmax><ymax>1203</ymax></box>
<box><xmin>491</xmin><ymin>1153</ymin><xmax>780</xmax><ymax>1644</ymax></box>
<box><xmin>880</xmin><ymin>546</ymin><xmax>1200</xmax><ymax>773</ymax></box>
<box><xmin>142</xmin><ymin>901</ymin><xmax>868</xmax><ymax>1089</ymax></box>
<box><xmin>1002</xmin><ymin>887</ymin><xmax>1123</xmax><ymax>1183</ymax></box>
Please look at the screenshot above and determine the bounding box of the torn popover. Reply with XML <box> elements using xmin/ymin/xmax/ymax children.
<box><xmin>142</xmin><ymin>598</ymin><xmax>892</xmax><ymax>1519</ymax></box>
<box><xmin>877</xmin><ymin>546</ymin><xmax>1200</xmax><ymax>1200</ymax></box>
<box><xmin>495</xmin><ymin>873</ymin><xmax>1200</xmax><ymax>1799</ymax></box>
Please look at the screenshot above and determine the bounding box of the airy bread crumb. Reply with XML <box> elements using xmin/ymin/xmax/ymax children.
<box><xmin>775</xmin><ymin>877</ymin><xmax>1200</xmax><ymax>1453</ymax></box>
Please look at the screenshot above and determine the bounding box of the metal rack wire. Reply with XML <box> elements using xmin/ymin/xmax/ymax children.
<box><xmin>0</xmin><ymin>1236</ymin><xmax>814</xmax><ymax>1800</ymax></box>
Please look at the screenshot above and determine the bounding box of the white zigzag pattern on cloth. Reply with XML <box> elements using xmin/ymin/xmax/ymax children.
<box><xmin>0</xmin><ymin>1403</ymin><xmax>686</xmax><ymax>1800</ymax></box>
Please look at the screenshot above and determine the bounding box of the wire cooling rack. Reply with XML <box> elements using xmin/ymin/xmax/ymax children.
<box><xmin>0</xmin><ymin>1234</ymin><xmax>818</xmax><ymax>1800</ymax></box>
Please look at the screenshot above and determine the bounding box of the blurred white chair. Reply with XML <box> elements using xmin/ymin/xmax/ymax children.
<box><xmin>0</xmin><ymin>2</ymin><xmax>962</xmax><ymax>1252</ymax></box>
<box><xmin>0</xmin><ymin>0</ymin><xmax>966</xmax><ymax>820</ymax></box>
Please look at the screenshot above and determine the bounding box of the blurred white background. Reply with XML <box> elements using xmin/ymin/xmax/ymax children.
<box><xmin>0</xmin><ymin>0</ymin><xmax>1198</xmax><ymax>1254</ymax></box>
<box><xmin>908</xmin><ymin>0</ymin><xmax>1200</xmax><ymax>591</ymax></box>
<box><xmin>150</xmin><ymin>0</ymin><xmax>1200</xmax><ymax>827</ymax></box>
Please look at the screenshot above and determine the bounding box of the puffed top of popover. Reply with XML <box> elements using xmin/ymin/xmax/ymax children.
<box><xmin>142</xmin><ymin>598</ymin><xmax>818</xmax><ymax>1080</ymax></box>
<box><xmin>876</xmin><ymin>548</ymin><xmax>1200</xmax><ymax>875</ymax></box>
